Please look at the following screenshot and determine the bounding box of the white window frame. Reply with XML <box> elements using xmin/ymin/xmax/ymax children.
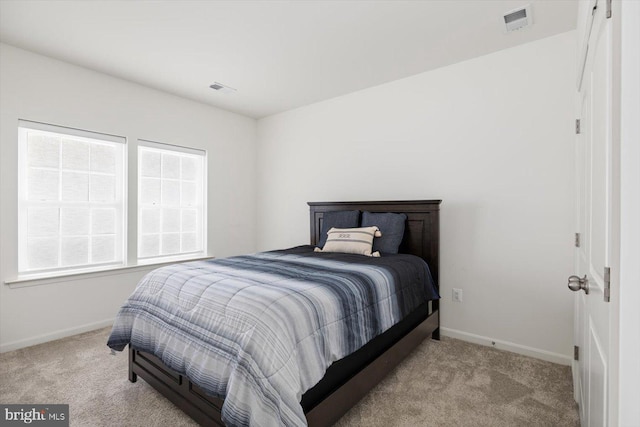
<box><xmin>17</xmin><ymin>120</ymin><xmax>127</xmax><ymax>277</ymax></box>
<box><xmin>137</xmin><ymin>139</ymin><xmax>207</xmax><ymax>263</ymax></box>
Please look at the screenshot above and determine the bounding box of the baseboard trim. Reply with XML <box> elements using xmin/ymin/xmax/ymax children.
<box><xmin>1</xmin><ymin>322</ymin><xmax>573</xmax><ymax>366</ymax></box>
<box><xmin>0</xmin><ymin>318</ymin><xmax>114</xmax><ymax>353</ymax></box>
<box><xmin>440</xmin><ymin>327</ymin><xmax>572</xmax><ymax>366</ymax></box>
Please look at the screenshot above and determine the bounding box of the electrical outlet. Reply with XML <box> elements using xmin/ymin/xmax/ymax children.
<box><xmin>452</xmin><ymin>288</ymin><xmax>463</xmax><ymax>302</ymax></box>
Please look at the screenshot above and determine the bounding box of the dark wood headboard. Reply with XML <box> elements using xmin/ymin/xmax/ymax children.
<box><xmin>308</xmin><ymin>200</ymin><xmax>441</xmax><ymax>285</ymax></box>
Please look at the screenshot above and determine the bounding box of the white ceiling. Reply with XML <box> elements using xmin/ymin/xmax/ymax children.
<box><xmin>0</xmin><ymin>1</ymin><xmax>577</xmax><ymax>119</ymax></box>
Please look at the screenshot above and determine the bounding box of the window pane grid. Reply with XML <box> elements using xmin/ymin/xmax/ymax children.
<box><xmin>19</xmin><ymin>124</ymin><xmax>125</xmax><ymax>274</ymax></box>
<box><xmin>18</xmin><ymin>123</ymin><xmax>207</xmax><ymax>277</ymax></box>
<box><xmin>138</xmin><ymin>144</ymin><xmax>205</xmax><ymax>260</ymax></box>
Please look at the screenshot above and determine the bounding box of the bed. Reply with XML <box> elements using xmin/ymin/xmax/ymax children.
<box><xmin>109</xmin><ymin>200</ymin><xmax>441</xmax><ymax>426</ymax></box>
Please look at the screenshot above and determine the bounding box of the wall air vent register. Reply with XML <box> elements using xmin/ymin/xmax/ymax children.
<box><xmin>503</xmin><ymin>4</ymin><xmax>533</xmax><ymax>33</ymax></box>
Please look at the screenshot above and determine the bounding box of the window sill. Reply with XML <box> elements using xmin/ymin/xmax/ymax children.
<box><xmin>4</xmin><ymin>255</ymin><xmax>214</xmax><ymax>289</ymax></box>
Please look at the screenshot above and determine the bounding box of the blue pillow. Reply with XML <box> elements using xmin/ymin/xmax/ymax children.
<box><xmin>361</xmin><ymin>211</ymin><xmax>407</xmax><ymax>254</ymax></box>
<box><xmin>318</xmin><ymin>210</ymin><xmax>360</xmax><ymax>248</ymax></box>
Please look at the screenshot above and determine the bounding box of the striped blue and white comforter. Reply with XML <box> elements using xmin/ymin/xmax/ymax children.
<box><xmin>108</xmin><ymin>246</ymin><xmax>438</xmax><ymax>427</ymax></box>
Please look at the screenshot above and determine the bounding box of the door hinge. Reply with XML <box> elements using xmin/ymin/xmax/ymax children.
<box><xmin>574</xmin><ymin>345</ymin><xmax>579</xmax><ymax>361</ymax></box>
<box><xmin>575</xmin><ymin>233</ymin><xmax>581</xmax><ymax>248</ymax></box>
<box><xmin>604</xmin><ymin>267</ymin><xmax>611</xmax><ymax>302</ymax></box>
<box><xmin>606</xmin><ymin>0</ymin><xmax>612</xmax><ymax>19</ymax></box>
<box><xmin>575</xmin><ymin>119</ymin><xmax>581</xmax><ymax>134</ymax></box>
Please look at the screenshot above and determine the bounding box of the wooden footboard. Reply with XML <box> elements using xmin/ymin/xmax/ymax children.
<box><xmin>305</xmin><ymin>309</ymin><xmax>439</xmax><ymax>426</ymax></box>
<box><xmin>129</xmin><ymin>346</ymin><xmax>225</xmax><ymax>425</ymax></box>
<box><xmin>129</xmin><ymin>308</ymin><xmax>439</xmax><ymax>427</ymax></box>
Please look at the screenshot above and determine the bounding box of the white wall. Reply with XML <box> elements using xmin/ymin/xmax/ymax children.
<box><xmin>256</xmin><ymin>32</ymin><xmax>577</xmax><ymax>364</ymax></box>
<box><xmin>0</xmin><ymin>44</ymin><xmax>257</xmax><ymax>352</ymax></box>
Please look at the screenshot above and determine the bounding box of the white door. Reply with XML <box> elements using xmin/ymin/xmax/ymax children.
<box><xmin>572</xmin><ymin>1</ymin><xmax>617</xmax><ymax>426</ymax></box>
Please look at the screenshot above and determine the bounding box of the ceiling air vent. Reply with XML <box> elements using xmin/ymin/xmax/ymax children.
<box><xmin>502</xmin><ymin>4</ymin><xmax>532</xmax><ymax>32</ymax></box>
<box><xmin>209</xmin><ymin>82</ymin><xmax>237</xmax><ymax>94</ymax></box>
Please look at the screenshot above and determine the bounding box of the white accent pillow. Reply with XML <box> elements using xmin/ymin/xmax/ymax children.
<box><xmin>314</xmin><ymin>226</ymin><xmax>382</xmax><ymax>257</ymax></box>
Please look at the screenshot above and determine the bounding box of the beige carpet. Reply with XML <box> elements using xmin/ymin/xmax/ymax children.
<box><xmin>0</xmin><ymin>328</ymin><xmax>579</xmax><ymax>426</ymax></box>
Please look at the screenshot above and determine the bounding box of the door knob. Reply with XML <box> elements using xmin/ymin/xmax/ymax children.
<box><xmin>568</xmin><ymin>275</ymin><xmax>589</xmax><ymax>294</ymax></box>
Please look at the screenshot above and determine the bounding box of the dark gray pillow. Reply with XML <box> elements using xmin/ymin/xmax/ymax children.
<box><xmin>361</xmin><ymin>211</ymin><xmax>407</xmax><ymax>254</ymax></box>
<box><xmin>318</xmin><ymin>210</ymin><xmax>360</xmax><ymax>248</ymax></box>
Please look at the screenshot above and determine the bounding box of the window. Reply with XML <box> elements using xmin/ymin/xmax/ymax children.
<box><xmin>18</xmin><ymin>121</ymin><xmax>126</xmax><ymax>275</ymax></box>
<box><xmin>138</xmin><ymin>140</ymin><xmax>206</xmax><ymax>261</ymax></box>
<box><xmin>15</xmin><ymin>122</ymin><xmax>207</xmax><ymax>281</ymax></box>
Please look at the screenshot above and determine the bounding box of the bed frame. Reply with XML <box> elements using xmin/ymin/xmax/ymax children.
<box><xmin>128</xmin><ymin>200</ymin><xmax>441</xmax><ymax>426</ymax></box>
